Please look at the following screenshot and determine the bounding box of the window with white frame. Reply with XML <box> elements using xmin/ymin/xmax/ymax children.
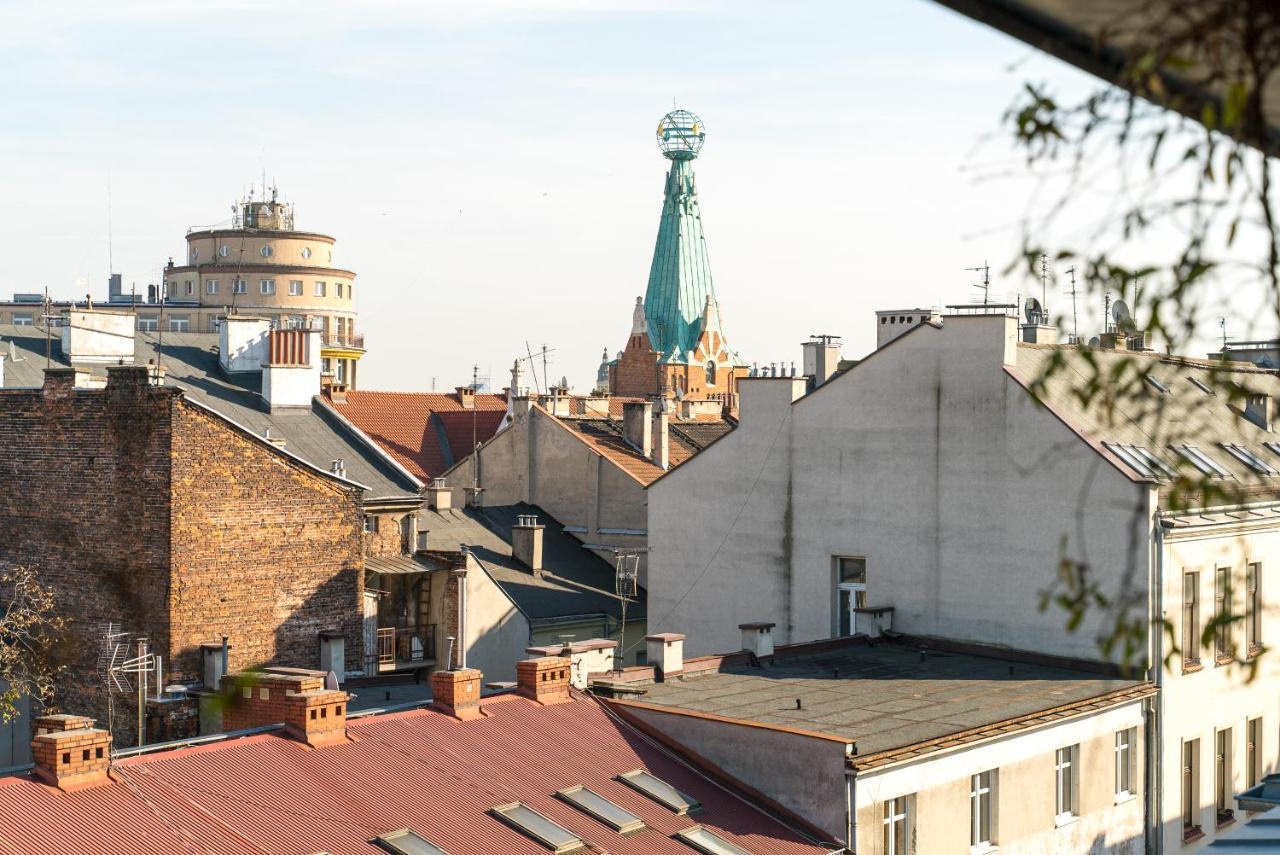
<box><xmin>1215</xmin><ymin>567</ymin><xmax>1234</xmax><ymax>662</ymax></box>
<box><xmin>206</xmin><ymin>279</ymin><xmax>219</xmax><ymax>295</ymax></box>
<box><xmin>1183</xmin><ymin>739</ymin><xmax>1202</xmax><ymax>841</ymax></box>
<box><xmin>337</xmin><ymin>282</ymin><xmax>345</xmax><ymax>298</ymax></box>
<box><xmin>1171</xmin><ymin>444</ymin><xmax>1231</xmax><ymax>478</ymax></box>
<box><xmin>1221</xmin><ymin>443</ymin><xmax>1277</xmax><ymax>475</ymax></box>
<box><xmin>1055</xmin><ymin>745</ymin><xmax>1079</xmax><ymax>822</ymax></box>
<box><xmin>233</xmin><ymin>279</ymin><xmax>247</xmax><ymax>294</ymax></box>
<box><xmin>289</xmin><ymin>280</ymin><xmax>303</xmax><ymax>296</ymax></box>
<box><xmin>184</xmin><ymin>280</ymin><xmax>193</xmax><ymax>296</ymax></box>
<box><xmin>882</xmin><ymin>795</ymin><xmax>910</xmax><ymax>855</ymax></box>
<box><xmin>835</xmin><ymin>556</ymin><xmax>867</xmax><ymax>636</ymax></box>
<box><xmin>137</xmin><ymin>316</ymin><xmax>158</xmax><ymax>332</ymax></box>
<box><xmin>970</xmin><ymin>770</ymin><xmax>995</xmax><ymax>849</ymax></box>
<box><xmin>259</xmin><ymin>279</ymin><xmax>276</xmax><ymax>295</ymax></box>
<box><xmin>168</xmin><ymin>315</ymin><xmax>189</xmax><ymax>332</ymax></box>
<box><xmin>1216</xmin><ymin>728</ymin><xmax>1235</xmax><ymax>826</ymax></box>
<box><xmin>1248</xmin><ymin>717</ymin><xmax>1263</xmax><ymax>790</ymax></box>
<box><xmin>315</xmin><ymin>281</ymin><xmax>327</xmax><ymax>297</ymax></box>
<box><xmin>1247</xmin><ymin>563</ymin><xmax>1262</xmax><ymax>656</ymax></box>
<box><xmin>1115</xmin><ymin>729</ymin><xmax>1136</xmax><ymax>799</ymax></box>
<box><xmin>1183</xmin><ymin>571</ymin><xmax>1201</xmax><ymax>669</ymax></box>
<box><xmin>12</xmin><ymin>313</ymin><xmax>33</xmax><ymax>326</ymax></box>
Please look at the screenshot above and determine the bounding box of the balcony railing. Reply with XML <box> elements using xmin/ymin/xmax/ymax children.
<box><xmin>321</xmin><ymin>332</ymin><xmax>365</xmax><ymax>350</ymax></box>
<box><xmin>371</xmin><ymin>624</ymin><xmax>436</xmax><ymax>672</ymax></box>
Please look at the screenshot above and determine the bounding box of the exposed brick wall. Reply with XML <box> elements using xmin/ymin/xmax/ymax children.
<box><xmin>0</xmin><ymin>370</ymin><xmax>176</xmax><ymax>746</ymax></box>
<box><xmin>170</xmin><ymin>402</ymin><xmax>365</xmax><ymax>680</ymax></box>
<box><xmin>363</xmin><ymin>512</ymin><xmax>410</xmax><ymax>557</ymax></box>
<box><xmin>611</xmin><ymin>335</ymin><xmax>661</xmax><ymax>397</ymax></box>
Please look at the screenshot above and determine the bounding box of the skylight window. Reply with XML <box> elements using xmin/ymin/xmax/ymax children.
<box><xmin>1189</xmin><ymin>376</ymin><xmax>1216</xmax><ymax>396</ymax></box>
<box><xmin>1221</xmin><ymin>444</ymin><xmax>1277</xmax><ymax>475</ymax></box>
<box><xmin>373</xmin><ymin>829</ymin><xmax>452</xmax><ymax>855</ymax></box>
<box><xmin>675</xmin><ymin>826</ymin><xmax>754</xmax><ymax>855</ymax></box>
<box><xmin>491</xmin><ymin>802</ymin><xmax>586</xmax><ymax>853</ymax></box>
<box><xmin>1265</xmin><ymin>441</ymin><xmax>1280</xmax><ymax>459</ymax></box>
<box><xmin>618</xmin><ymin>769</ymin><xmax>701</xmax><ymax>815</ymax></box>
<box><xmin>1145</xmin><ymin>374</ymin><xmax>1171</xmax><ymax>394</ymax></box>
<box><xmin>1171</xmin><ymin>445</ymin><xmax>1231</xmax><ymax>479</ymax></box>
<box><xmin>557</xmin><ymin>786</ymin><xmax>646</xmax><ymax>834</ymax></box>
<box><xmin>1103</xmin><ymin>443</ymin><xmax>1177</xmax><ymax>479</ymax></box>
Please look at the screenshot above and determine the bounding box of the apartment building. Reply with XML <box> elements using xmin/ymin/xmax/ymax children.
<box><xmin>647</xmin><ymin>311</ymin><xmax>1280</xmax><ymax>851</ymax></box>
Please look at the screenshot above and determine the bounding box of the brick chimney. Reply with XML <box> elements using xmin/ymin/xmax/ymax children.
<box><xmin>456</xmin><ymin>386</ymin><xmax>476</xmax><ymax>410</ymax></box>
<box><xmin>645</xmin><ymin>632</ymin><xmax>685</xmax><ymax>681</ymax></box>
<box><xmin>517</xmin><ymin>656</ymin><xmax>572</xmax><ymax>705</ymax></box>
<box><xmin>431</xmin><ymin>668</ymin><xmax>483</xmax><ymax>720</ymax></box>
<box><xmin>221</xmin><ymin>669</ymin><xmax>350</xmax><ymax>747</ymax></box>
<box><xmin>512</xmin><ymin>514</ymin><xmax>545</xmax><ymax>576</ymax></box>
<box><xmin>30</xmin><ymin>714</ymin><xmax>111</xmax><ymax>791</ymax></box>
<box><xmin>622</xmin><ymin>401</ymin><xmax>653</xmax><ymax>457</ymax></box>
<box><xmin>42</xmin><ymin>367</ymin><xmax>89</xmax><ymax>398</ymax></box>
<box><xmin>426</xmin><ymin>477</ymin><xmax>452</xmax><ymax>511</ymax></box>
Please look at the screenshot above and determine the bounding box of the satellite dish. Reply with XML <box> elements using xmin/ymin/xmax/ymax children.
<box><xmin>1088</xmin><ymin>336</ymin><xmax>1101</xmax><ymax>347</ymax></box>
<box><xmin>1112</xmin><ymin>299</ymin><xmax>1132</xmax><ymax>326</ymax></box>
<box><xmin>1024</xmin><ymin>296</ymin><xmax>1044</xmax><ymax>324</ymax></box>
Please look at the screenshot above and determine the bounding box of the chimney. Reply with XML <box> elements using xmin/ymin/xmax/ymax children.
<box><xmin>426</xmin><ymin>477</ymin><xmax>452</xmax><ymax>511</ymax></box>
<box><xmin>464</xmin><ymin>486</ymin><xmax>484</xmax><ymax>508</ymax></box>
<box><xmin>1020</xmin><ymin>323</ymin><xmax>1058</xmax><ymax>345</ymax></box>
<box><xmin>261</xmin><ymin>328</ymin><xmax>321</xmax><ymax>411</ymax></box>
<box><xmin>1245</xmin><ymin>393</ymin><xmax>1275</xmax><ymax>432</ymax></box>
<box><xmin>651</xmin><ymin>399</ymin><xmax>670</xmax><ymax>470</ymax></box>
<box><xmin>221</xmin><ymin>669</ymin><xmax>350</xmax><ymax>747</ymax></box>
<box><xmin>30</xmin><ymin>714</ymin><xmax>111</xmax><ymax>791</ymax></box>
<box><xmin>739</xmin><ymin>622</ymin><xmax>776</xmax><ymax>658</ymax></box>
<box><xmin>525</xmin><ymin>639</ymin><xmax>616</xmax><ymax>689</ymax></box>
<box><xmin>801</xmin><ymin>335</ymin><xmax>843</xmax><ymax>387</ymax></box>
<box><xmin>456</xmin><ymin>386</ymin><xmax>476</xmax><ymax>410</ymax></box>
<box><xmin>517</xmin><ymin>656</ymin><xmax>572</xmax><ymax>705</ymax></box>
<box><xmin>60</xmin><ymin>309</ymin><xmax>135</xmax><ymax>365</ymax></box>
<box><xmin>330</xmin><ymin>459</ymin><xmax>346</xmax><ymax>479</ymax></box>
<box><xmin>622</xmin><ymin>401</ymin><xmax>653</xmax><ymax>457</ymax></box>
<box><xmin>645</xmin><ymin>633</ymin><xmax>685</xmax><ymax>681</ymax></box>
<box><xmin>201</xmin><ymin>641</ymin><xmax>233</xmax><ymax>690</ymax></box>
<box><xmin>328</xmin><ymin>383</ymin><xmax>349</xmax><ymax>404</ymax></box>
<box><xmin>42</xmin><ymin>367</ymin><xmax>82</xmax><ymax>398</ymax></box>
<box><xmin>512</xmin><ymin>514</ymin><xmax>545</xmax><ymax>576</ymax></box>
<box><xmin>431</xmin><ymin>668</ymin><xmax>483</xmax><ymax>720</ymax></box>
<box><xmin>219</xmin><ymin>315</ymin><xmax>272</xmax><ymax>374</ymax></box>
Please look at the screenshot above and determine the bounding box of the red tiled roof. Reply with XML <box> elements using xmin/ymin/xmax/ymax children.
<box><xmin>328</xmin><ymin>390</ymin><xmax>507</xmax><ymax>481</ymax></box>
<box><xmin>0</xmin><ymin>693</ymin><xmax>831</xmax><ymax>855</ymax></box>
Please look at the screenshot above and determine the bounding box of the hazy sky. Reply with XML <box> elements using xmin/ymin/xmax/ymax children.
<box><xmin>0</xmin><ymin>0</ymin><xmax>1268</xmax><ymax>391</ymax></box>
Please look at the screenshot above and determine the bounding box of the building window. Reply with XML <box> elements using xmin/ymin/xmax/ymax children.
<box><xmin>970</xmin><ymin>770</ymin><xmax>995</xmax><ymax>849</ymax></box>
<box><xmin>12</xmin><ymin>313</ymin><xmax>33</xmax><ymax>326</ymax></box>
<box><xmin>137</xmin><ymin>316</ymin><xmax>157</xmax><ymax>331</ymax></box>
<box><xmin>321</xmin><ymin>357</ymin><xmax>332</xmax><ymax>375</ymax></box>
<box><xmin>302</xmin><ymin>246</ymin><xmax>312</xmax><ymax>259</ymax></box>
<box><xmin>233</xmin><ymin>279</ymin><xmax>247</xmax><ymax>294</ymax></box>
<box><xmin>1247</xmin><ymin>563</ymin><xmax>1262</xmax><ymax>656</ymax></box>
<box><xmin>185</xmin><ymin>280</ymin><xmax>193</xmax><ymax>296</ymax></box>
<box><xmin>315</xmin><ymin>281</ymin><xmax>326</xmax><ymax>297</ymax></box>
<box><xmin>1055</xmin><ymin>745</ymin><xmax>1078</xmax><ymax>823</ymax></box>
<box><xmin>168</xmin><ymin>316</ymin><xmax>189</xmax><ymax>332</ymax></box>
<box><xmin>706</xmin><ymin>360</ymin><xmax>717</xmax><ymax>386</ymax></box>
<box><xmin>1248</xmin><ymin>717</ymin><xmax>1263</xmax><ymax>790</ymax></box>
<box><xmin>1184</xmin><ymin>739</ymin><xmax>1202</xmax><ymax>841</ymax></box>
<box><xmin>364</xmin><ymin>515</ymin><xmax>379</xmax><ymax>534</ymax></box>
<box><xmin>1116</xmin><ymin>728</ymin><xmax>1136</xmax><ymax>799</ymax></box>
<box><xmin>1215</xmin><ymin>567</ymin><xmax>1233</xmax><ymax>663</ymax></box>
<box><xmin>260</xmin><ymin>245</ymin><xmax>273</xmax><ymax>258</ymax></box>
<box><xmin>190</xmin><ymin>247</ymin><xmax>198</xmax><ymax>263</ymax></box>
<box><xmin>1216</xmin><ymin>728</ymin><xmax>1234</xmax><ymax>826</ymax></box>
<box><xmin>337</xmin><ymin>282</ymin><xmax>345</xmax><ymax>298</ymax></box>
<box><xmin>835</xmin><ymin>556</ymin><xmax>867</xmax><ymax>636</ymax></box>
<box><xmin>259</xmin><ymin>279</ymin><xmax>276</xmax><ymax>295</ymax></box>
<box><xmin>206</xmin><ymin>280</ymin><xmax>219</xmax><ymax>295</ymax></box>
<box><xmin>1183</xmin><ymin>571</ymin><xmax>1201</xmax><ymax>669</ymax></box>
<box><xmin>218</xmin><ymin>244</ymin><xmax>230</xmax><ymax>258</ymax></box>
<box><xmin>289</xmin><ymin>280</ymin><xmax>303</xmax><ymax>296</ymax></box>
<box><xmin>882</xmin><ymin>795</ymin><xmax>910</xmax><ymax>855</ymax></box>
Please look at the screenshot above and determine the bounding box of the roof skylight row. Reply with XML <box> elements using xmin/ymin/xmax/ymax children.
<box><xmin>1103</xmin><ymin>442</ymin><xmax>1280</xmax><ymax>480</ymax></box>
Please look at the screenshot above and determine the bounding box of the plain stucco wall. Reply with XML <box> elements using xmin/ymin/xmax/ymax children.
<box><xmin>462</xmin><ymin>565</ymin><xmax>529</xmax><ymax>683</ymax></box>
<box><xmin>649</xmin><ymin>316</ymin><xmax>1150</xmax><ymax>659</ymax></box>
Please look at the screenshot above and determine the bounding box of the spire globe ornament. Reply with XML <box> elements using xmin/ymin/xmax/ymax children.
<box><xmin>656</xmin><ymin>109</ymin><xmax>705</xmax><ymax>160</ymax></box>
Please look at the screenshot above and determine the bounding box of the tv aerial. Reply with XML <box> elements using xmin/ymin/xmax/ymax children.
<box><xmin>1024</xmin><ymin>296</ymin><xmax>1046</xmax><ymax>326</ymax></box>
<box><xmin>965</xmin><ymin>261</ymin><xmax>992</xmax><ymax>304</ymax></box>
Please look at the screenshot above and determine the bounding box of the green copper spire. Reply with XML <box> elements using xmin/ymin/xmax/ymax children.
<box><xmin>644</xmin><ymin>109</ymin><xmax>730</xmax><ymax>361</ymax></box>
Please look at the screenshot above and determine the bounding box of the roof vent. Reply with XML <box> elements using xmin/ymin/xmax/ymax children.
<box><xmin>330</xmin><ymin>458</ymin><xmax>346</xmax><ymax>478</ymax></box>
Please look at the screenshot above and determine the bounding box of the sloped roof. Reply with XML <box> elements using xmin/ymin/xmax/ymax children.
<box><xmin>1010</xmin><ymin>343</ymin><xmax>1280</xmax><ymax>501</ymax></box>
<box><xmin>326</xmin><ymin>389</ymin><xmax>507</xmax><ymax>481</ymax></box>
<box><xmin>0</xmin><ymin>324</ymin><xmax>420</xmax><ymax>503</ymax></box>
<box><xmin>0</xmin><ymin>693</ymin><xmax>832</xmax><ymax>854</ymax></box>
<box><xmin>553</xmin><ymin>412</ymin><xmax>733</xmax><ymax>486</ymax></box>
<box><xmin>420</xmin><ymin>504</ymin><xmax>645</xmax><ymax>623</ymax></box>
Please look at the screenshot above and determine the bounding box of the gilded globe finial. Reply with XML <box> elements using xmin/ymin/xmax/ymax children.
<box><xmin>656</xmin><ymin>109</ymin><xmax>705</xmax><ymax>160</ymax></box>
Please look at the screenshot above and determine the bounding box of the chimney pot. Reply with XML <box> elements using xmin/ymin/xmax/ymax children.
<box><xmin>431</xmin><ymin>668</ymin><xmax>483</xmax><ymax>720</ymax></box>
<box><xmin>426</xmin><ymin>477</ymin><xmax>452</xmax><ymax>511</ymax></box>
<box><xmin>456</xmin><ymin>386</ymin><xmax>476</xmax><ymax>409</ymax></box>
<box><xmin>516</xmin><ymin>656</ymin><xmax>572</xmax><ymax>705</ymax></box>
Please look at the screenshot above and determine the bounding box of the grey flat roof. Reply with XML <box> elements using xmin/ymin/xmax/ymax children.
<box><xmin>0</xmin><ymin>323</ymin><xmax>419</xmax><ymax>503</ymax></box>
<box><xmin>635</xmin><ymin>639</ymin><xmax>1147</xmax><ymax>763</ymax></box>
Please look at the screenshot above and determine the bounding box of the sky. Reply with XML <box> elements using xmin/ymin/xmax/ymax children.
<box><xmin>0</xmin><ymin>0</ymin><xmax>1271</xmax><ymax>391</ymax></box>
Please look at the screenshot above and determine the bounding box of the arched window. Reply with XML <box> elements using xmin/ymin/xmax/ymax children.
<box><xmin>706</xmin><ymin>360</ymin><xmax>717</xmax><ymax>386</ymax></box>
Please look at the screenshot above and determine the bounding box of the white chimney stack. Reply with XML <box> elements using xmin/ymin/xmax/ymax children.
<box><xmin>219</xmin><ymin>315</ymin><xmax>272</xmax><ymax>374</ymax></box>
<box><xmin>645</xmin><ymin>632</ymin><xmax>685</xmax><ymax>681</ymax></box>
<box><xmin>512</xmin><ymin>514</ymin><xmax>545</xmax><ymax>576</ymax></box>
<box><xmin>739</xmin><ymin>622</ymin><xmax>776</xmax><ymax>658</ymax></box>
<box><xmin>261</xmin><ymin>328</ymin><xmax>321</xmax><ymax>411</ymax></box>
<box><xmin>61</xmin><ymin>309</ymin><xmax>135</xmax><ymax>364</ymax></box>
<box><xmin>623</xmin><ymin>401</ymin><xmax>653</xmax><ymax>457</ymax></box>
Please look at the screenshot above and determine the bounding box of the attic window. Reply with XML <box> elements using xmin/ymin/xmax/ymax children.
<box><xmin>1221</xmin><ymin>444</ymin><xmax>1277</xmax><ymax>475</ymax></box>
<box><xmin>490</xmin><ymin>802</ymin><xmax>585</xmax><ymax>853</ymax></box>
<box><xmin>1103</xmin><ymin>443</ymin><xmax>1176</xmax><ymax>480</ymax></box>
<box><xmin>372</xmin><ymin>828</ymin><xmax>452</xmax><ymax>855</ymax></box>
<box><xmin>1264</xmin><ymin>441</ymin><xmax>1280</xmax><ymax>459</ymax></box>
<box><xmin>618</xmin><ymin>769</ymin><xmax>701</xmax><ymax>815</ymax></box>
<box><xmin>1171</xmin><ymin>445</ymin><xmax>1231</xmax><ymax>479</ymax></box>
<box><xmin>557</xmin><ymin>786</ymin><xmax>646</xmax><ymax>834</ymax></box>
<box><xmin>1189</xmin><ymin>376</ymin><xmax>1216</xmax><ymax>396</ymax></box>
<box><xmin>675</xmin><ymin>826</ymin><xmax>754</xmax><ymax>855</ymax></box>
<box><xmin>1145</xmin><ymin>374</ymin><xmax>1171</xmax><ymax>395</ymax></box>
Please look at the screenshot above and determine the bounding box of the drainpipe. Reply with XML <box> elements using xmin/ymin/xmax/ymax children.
<box><xmin>846</xmin><ymin>769</ymin><xmax>856</xmax><ymax>853</ymax></box>
<box><xmin>1148</xmin><ymin>511</ymin><xmax>1171</xmax><ymax>855</ymax></box>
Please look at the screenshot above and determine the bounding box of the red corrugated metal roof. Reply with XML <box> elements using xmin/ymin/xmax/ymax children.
<box><xmin>0</xmin><ymin>693</ymin><xmax>830</xmax><ymax>855</ymax></box>
<box><xmin>328</xmin><ymin>390</ymin><xmax>508</xmax><ymax>481</ymax></box>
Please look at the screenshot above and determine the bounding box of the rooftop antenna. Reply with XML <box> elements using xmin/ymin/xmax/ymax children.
<box><xmin>1066</xmin><ymin>265</ymin><xmax>1079</xmax><ymax>342</ymax></box>
<box><xmin>471</xmin><ymin>363</ymin><xmax>480</xmax><ymax>474</ymax></box>
<box><xmin>1219</xmin><ymin>317</ymin><xmax>1229</xmax><ymax>349</ymax></box>
<box><xmin>41</xmin><ymin>287</ymin><xmax>53</xmax><ymax>368</ymax></box>
<box><xmin>95</xmin><ymin>621</ymin><xmax>131</xmax><ymax>735</ymax></box>
<box><xmin>520</xmin><ymin>342</ymin><xmax>555</xmax><ymax>396</ymax></box>
<box><xmin>965</xmin><ymin>261</ymin><xmax>992</xmax><ymax>304</ymax></box>
<box><xmin>107</xmin><ymin>177</ymin><xmax>114</xmax><ymax>276</ymax></box>
<box><xmin>1038</xmin><ymin>253</ymin><xmax>1050</xmax><ymax>314</ymax></box>
<box><xmin>120</xmin><ymin>637</ymin><xmax>158</xmax><ymax>747</ymax></box>
<box><xmin>1103</xmin><ymin>292</ymin><xmax>1112</xmax><ymax>334</ymax></box>
<box><xmin>614</xmin><ymin>551</ymin><xmax>639</xmax><ymax>673</ymax></box>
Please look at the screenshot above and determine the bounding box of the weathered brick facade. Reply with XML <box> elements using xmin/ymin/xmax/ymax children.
<box><xmin>363</xmin><ymin>511</ymin><xmax>412</xmax><ymax>557</ymax></box>
<box><xmin>0</xmin><ymin>367</ymin><xmax>365</xmax><ymax>747</ymax></box>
